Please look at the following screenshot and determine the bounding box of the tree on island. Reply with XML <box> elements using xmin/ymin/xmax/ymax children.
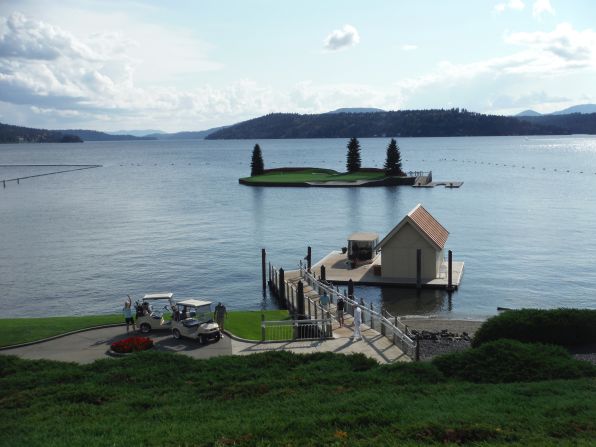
<box><xmin>384</xmin><ymin>138</ymin><xmax>403</xmax><ymax>176</ymax></box>
<box><xmin>250</xmin><ymin>143</ymin><xmax>265</xmax><ymax>176</ymax></box>
<box><xmin>346</xmin><ymin>137</ymin><xmax>361</xmax><ymax>173</ymax></box>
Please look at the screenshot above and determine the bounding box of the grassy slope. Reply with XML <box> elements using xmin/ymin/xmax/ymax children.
<box><xmin>242</xmin><ymin>168</ymin><xmax>386</xmax><ymax>184</ymax></box>
<box><xmin>0</xmin><ymin>310</ymin><xmax>290</xmax><ymax>347</ymax></box>
<box><xmin>0</xmin><ymin>351</ymin><xmax>594</xmax><ymax>446</ymax></box>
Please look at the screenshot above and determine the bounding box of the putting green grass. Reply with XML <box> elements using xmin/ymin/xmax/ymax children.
<box><xmin>225</xmin><ymin>310</ymin><xmax>290</xmax><ymax>340</ymax></box>
<box><xmin>0</xmin><ymin>315</ymin><xmax>123</xmax><ymax>348</ymax></box>
<box><xmin>0</xmin><ymin>310</ymin><xmax>290</xmax><ymax>347</ymax></box>
<box><xmin>241</xmin><ymin>168</ymin><xmax>387</xmax><ymax>184</ymax></box>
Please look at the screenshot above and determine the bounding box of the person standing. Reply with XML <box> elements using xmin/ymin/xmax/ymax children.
<box><xmin>214</xmin><ymin>302</ymin><xmax>228</xmax><ymax>332</ymax></box>
<box><xmin>123</xmin><ymin>295</ymin><xmax>136</xmax><ymax>333</ymax></box>
<box><xmin>336</xmin><ymin>297</ymin><xmax>345</xmax><ymax>327</ymax></box>
<box><xmin>352</xmin><ymin>305</ymin><xmax>362</xmax><ymax>341</ymax></box>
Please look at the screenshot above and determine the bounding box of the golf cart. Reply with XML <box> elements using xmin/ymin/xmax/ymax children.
<box><xmin>135</xmin><ymin>292</ymin><xmax>174</xmax><ymax>334</ymax></box>
<box><xmin>170</xmin><ymin>299</ymin><xmax>221</xmax><ymax>344</ymax></box>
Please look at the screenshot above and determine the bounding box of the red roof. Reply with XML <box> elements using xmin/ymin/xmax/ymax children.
<box><xmin>376</xmin><ymin>204</ymin><xmax>449</xmax><ymax>251</ymax></box>
<box><xmin>408</xmin><ymin>204</ymin><xmax>449</xmax><ymax>249</ymax></box>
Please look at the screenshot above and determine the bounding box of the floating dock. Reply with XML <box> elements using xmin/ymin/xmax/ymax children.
<box><xmin>311</xmin><ymin>250</ymin><xmax>464</xmax><ymax>289</ymax></box>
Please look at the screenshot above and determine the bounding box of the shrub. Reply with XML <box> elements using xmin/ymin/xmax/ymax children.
<box><xmin>110</xmin><ymin>336</ymin><xmax>153</xmax><ymax>353</ymax></box>
<box><xmin>433</xmin><ymin>339</ymin><xmax>596</xmax><ymax>383</ymax></box>
<box><xmin>472</xmin><ymin>308</ymin><xmax>596</xmax><ymax>348</ymax></box>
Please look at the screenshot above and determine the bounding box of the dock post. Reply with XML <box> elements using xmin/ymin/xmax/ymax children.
<box><xmin>347</xmin><ymin>279</ymin><xmax>354</xmax><ymax>300</ymax></box>
<box><xmin>261</xmin><ymin>314</ymin><xmax>266</xmax><ymax>341</ymax></box>
<box><xmin>448</xmin><ymin>250</ymin><xmax>453</xmax><ymax>290</ymax></box>
<box><xmin>320</xmin><ymin>265</ymin><xmax>326</xmax><ymax>281</ymax></box>
<box><xmin>279</xmin><ymin>268</ymin><xmax>285</xmax><ymax>304</ymax></box>
<box><xmin>268</xmin><ymin>262</ymin><xmax>272</xmax><ymax>285</ymax></box>
<box><xmin>297</xmin><ymin>281</ymin><xmax>305</xmax><ymax>317</ymax></box>
<box><xmin>416</xmin><ymin>249</ymin><xmax>422</xmax><ymax>289</ymax></box>
<box><xmin>370</xmin><ymin>302</ymin><xmax>374</xmax><ymax>328</ymax></box>
<box><xmin>261</xmin><ymin>249</ymin><xmax>267</xmax><ymax>291</ymax></box>
<box><xmin>306</xmin><ymin>246</ymin><xmax>312</xmax><ymax>272</ymax></box>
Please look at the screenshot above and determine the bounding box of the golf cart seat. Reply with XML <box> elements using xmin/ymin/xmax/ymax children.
<box><xmin>182</xmin><ymin>319</ymin><xmax>199</xmax><ymax>328</ymax></box>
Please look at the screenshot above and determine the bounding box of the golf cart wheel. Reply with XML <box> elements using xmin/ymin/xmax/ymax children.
<box><xmin>172</xmin><ymin>329</ymin><xmax>181</xmax><ymax>339</ymax></box>
<box><xmin>140</xmin><ymin>323</ymin><xmax>151</xmax><ymax>334</ymax></box>
<box><xmin>214</xmin><ymin>333</ymin><xmax>221</xmax><ymax>342</ymax></box>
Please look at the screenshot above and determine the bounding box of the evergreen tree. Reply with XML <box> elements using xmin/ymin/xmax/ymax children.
<box><xmin>250</xmin><ymin>143</ymin><xmax>264</xmax><ymax>176</ymax></box>
<box><xmin>384</xmin><ymin>138</ymin><xmax>403</xmax><ymax>176</ymax></box>
<box><xmin>346</xmin><ymin>137</ymin><xmax>361</xmax><ymax>173</ymax></box>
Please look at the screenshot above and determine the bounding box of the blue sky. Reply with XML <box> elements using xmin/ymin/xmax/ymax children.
<box><xmin>0</xmin><ymin>0</ymin><xmax>595</xmax><ymax>132</ymax></box>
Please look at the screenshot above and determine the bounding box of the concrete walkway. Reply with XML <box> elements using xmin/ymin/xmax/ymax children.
<box><xmin>1</xmin><ymin>318</ymin><xmax>410</xmax><ymax>365</ymax></box>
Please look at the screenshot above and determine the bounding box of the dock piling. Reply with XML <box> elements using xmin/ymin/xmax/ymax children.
<box><xmin>448</xmin><ymin>250</ymin><xmax>453</xmax><ymax>290</ymax></box>
<box><xmin>297</xmin><ymin>281</ymin><xmax>305</xmax><ymax>316</ymax></box>
<box><xmin>261</xmin><ymin>248</ymin><xmax>267</xmax><ymax>291</ymax></box>
<box><xmin>306</xmin><ymin>246</ymin><xmax>312</xmax><ymax>272</ymax></box>
<box><xmin>279</xmin><ymin>268</ymin><xmax>285</xmax><ymax>303</ymax></box>
<box><xmin>320</xmin><ymin>265</ymin><xmax>326</xmax><ymax>281</ymax></box>
<box><xmin>347</xmin><ymin>279</ymin><xmax>354</xmax><ymax>300</ymax></box>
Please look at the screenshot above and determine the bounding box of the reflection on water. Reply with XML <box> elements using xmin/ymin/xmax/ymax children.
<box><xmin>354</xmin><ymin>285</ymin><xmax>452</xmax><ymax>316</ymax></box>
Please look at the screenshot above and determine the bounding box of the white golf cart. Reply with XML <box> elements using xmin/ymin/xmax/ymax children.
<box><xmin>170</xmin><ymin>299</ymin><xmax>221</xmax><ymax>344</ymax></box>
<box><xmin>135</xmin><ymin>292</ymin><xmax>174</xmax><ymax>334</ymax></box>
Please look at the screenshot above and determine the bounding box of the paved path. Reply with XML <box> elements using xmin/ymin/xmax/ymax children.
<box><xmin>1</xmin><ymin>319</ymin><xmax>410</xmax><ymax>365</ymax></box>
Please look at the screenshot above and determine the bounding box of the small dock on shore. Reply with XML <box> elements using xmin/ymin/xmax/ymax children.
<box><xmin>311</xmin><ymin>250</ymin><xmax>464</xmax><ymax>289</ymax></box>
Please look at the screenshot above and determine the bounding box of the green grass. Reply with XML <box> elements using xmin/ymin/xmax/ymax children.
<box><xmin>0</xmin><ymin>311</ymin><xmax>290</xmax><ymax>347</ymax></box>
<box><xmin>225</xmin><ymin>310</ymin><xmax>290</xmax><ymax>340</ymax></box>
<box><xmin>241</xmin><ymin>168</ymin><xmax>387</xmax><ymax>184</ymax></box>
<box><xmin>0</xmin><ymin>315</ymin><xmax>123</xmax><ymax>347</ymax></box>
<box><xmin>0</xmin><ymin>351</ymin><xmax>594</xmax><ymax>446</ymax></box>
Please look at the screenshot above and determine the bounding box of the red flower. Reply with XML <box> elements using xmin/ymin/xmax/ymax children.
<box><xmin>111</xmin><ymin>336</ymin><xmax>154</xmax><ymax>353</ymax></box>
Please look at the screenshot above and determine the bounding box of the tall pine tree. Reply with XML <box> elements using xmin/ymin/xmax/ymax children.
<box><xmin>250</xmin><ymin>144</ymin><xmax>264</xmax><ymax>176</ymax></box>
<box><xmin>346</xmin><ymin>137</ymin><xmax>361</xmax><ymax>173</ymax></box>
<box><xmin>383</xmin><ymin>138</ymin><xmax>403</xmax><ymax>176</ymax></box>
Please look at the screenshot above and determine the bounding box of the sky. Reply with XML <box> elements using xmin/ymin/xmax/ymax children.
<box><xmin>0</xmin><ymin>0</ymin><xmax>595</xmax><ymax>132</ymax></box>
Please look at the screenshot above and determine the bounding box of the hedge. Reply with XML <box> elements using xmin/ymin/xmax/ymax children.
<box><xmin>433</xmin><ymin>339</ymin><xmax>596</xmax><ymax>383</ymax></box>
<box><xmin>472</xmin><ymin>308</ymin><xmax>596</xmax><ymax>348</ymax></box>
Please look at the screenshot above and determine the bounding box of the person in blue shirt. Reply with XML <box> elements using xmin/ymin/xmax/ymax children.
<box><xmin>123</xmin><ymin>295</ymin><xmax>136</xmax><ymax>333</ymax></box>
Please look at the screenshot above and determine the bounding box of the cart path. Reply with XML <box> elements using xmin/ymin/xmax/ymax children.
<box><xmin>1</xmin><ymin>324</ymin><xmax>410</xmax><ymax>364</ymax></box>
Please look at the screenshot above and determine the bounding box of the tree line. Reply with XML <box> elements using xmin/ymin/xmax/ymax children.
<box><xmin>250</xmin><ymin>138</ymin><xmax>404</xmax><ymax>177</ymax></box>
<box><xmin>208</xmin><ymin>108</ymin><xmax>574</xmax><ymax>140</ymax></box>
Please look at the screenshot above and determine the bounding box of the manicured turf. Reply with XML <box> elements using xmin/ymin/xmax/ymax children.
<box><xmin>0</xmin><ymin>311</ymin><xmax>290</xmax><ymax>347</ymax></box>
<box><xmin>241</xmin><ymin>168</ymin><xmax>387</xmax><ymax>184</ymax></box>
<box><xmin>0</xmin><ymin>351</ymin><xmax>594</xmax><ymax>446</ymax></box>
<box><xmin>225</xmin><ymin>310</ymin><xmax>290</xmax><ymax>340</ymax></box>
<box><xmin>0</xmin><ymin>315</ymin><xmax>123</xmax><ymax>347</ymax></box>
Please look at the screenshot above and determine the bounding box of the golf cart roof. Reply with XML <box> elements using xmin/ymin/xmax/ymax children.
<box><xmin>175</xmin><ymin>299</ymin><xmax>212</xmax><ymax>308</ymax></box>
<box><xmin>143</xmin><ymin>292</ymin><xmax>174</xmax><ymax>300</ymax></box>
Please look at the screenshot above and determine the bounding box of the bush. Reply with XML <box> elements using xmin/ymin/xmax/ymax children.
<box><xmin>472</xmin><ymin>308</ymin><xmax>596</xmax><ymax>348</ymax></box>
<box><xmin>433</xmin><ymin>339</ymin><xmax>596</xmax><ymax>383</ymax></box>
<box><xmin>110</xmin><ymin>336</ymin><xmax>153</xmax><ymax>353</ymax></box>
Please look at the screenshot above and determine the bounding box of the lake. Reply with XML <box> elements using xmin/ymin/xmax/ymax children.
<box><xmin>1</xmin><ymin>136</ymin><xmax>595</xmax><ymax>318</ymax></box>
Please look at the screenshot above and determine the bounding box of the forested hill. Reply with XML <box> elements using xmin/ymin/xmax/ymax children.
<box><xmin>0</xmin><ymin>122</ymin><xmax>82</xmax><ymax>143</ymax></box>
<box><xmin>206</xmin><ymin>109</ymin><xmax>581</xmax><ymax>140</ymax></box>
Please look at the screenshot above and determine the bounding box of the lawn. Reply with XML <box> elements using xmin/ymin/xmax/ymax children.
<box><xmin>0</xmin><ymin>310</ymin><xmax>290</xmax><ymax>347</ymax></box>
<box><xmin>241</xmin><ymin>168</ymin><xmax>387</xmax><ymax>184</ymax></box>
<box><xmin>0</xmin><ymin>315</ymin><xmax>123</xmax><ymax>347</ymax></box>
<box><xmin>0</xmin><ymin>351</ymin><xmax>594</xmax><ymax>446</ymax></box>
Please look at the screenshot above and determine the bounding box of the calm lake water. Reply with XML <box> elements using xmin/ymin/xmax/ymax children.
<box><xmin>1</xmin><ymin>136</ymin><xmax>596</xmax><ymax>318</ymax></box>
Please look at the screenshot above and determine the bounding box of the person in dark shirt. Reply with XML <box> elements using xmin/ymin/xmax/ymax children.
<box><xmin>336</xmin><ymin>297</ymin><xmax>345</xmax><ymax>327</ymax></box>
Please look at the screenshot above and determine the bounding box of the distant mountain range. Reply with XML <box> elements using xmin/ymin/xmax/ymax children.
<box><xmin>206</xmin><ymin>108</ymin><xmax>593</xmax><ymax>139</ymax></box>
<box><xmin>0</xmin><ymin>122</ymin><xmax>83</xmax><ymax>144</ymax></box>
<box><xmin>107</xmin><ymin>129</ymin><xmax>166</xmax><ymax>137</ymax></box>
<box><xmin>515</xmin><ymin>104</ymin><xmax>596</xmax><ymax>117</ymax></box>
<box><xmin>326</xmin><ymin>107</ymin><xmax>386</xmax><ymax>114</ymax></box>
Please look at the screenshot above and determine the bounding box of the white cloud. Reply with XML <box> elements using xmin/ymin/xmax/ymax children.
<box><xmin>323</xmin><ymin>24</ymin><xmax>360</xmax><ymax>51</ymax></box>
<box><xmin>532</xmin><ymin>0</ymin><xmax>555</xmax><ymax>18</ymax></box>
<box><xmin>494</xmin><ymin>0</ymin><xmax>525</xmax><ymax>13</ymax></box>
<box><xmin>401</xmin><ymin>44</ymin><xmax>418</xmax><ymax>51</ymax></box>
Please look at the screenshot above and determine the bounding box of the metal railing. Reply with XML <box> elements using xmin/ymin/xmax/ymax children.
<box><xmin>261</xmin><ymin>318</ymin><xmax>333</xmax><ymax>341</ymax></box>
<box><xmin>300</xmin><ymin>266</ymin><xmax>417</xmax><ymax>358</ymax></box>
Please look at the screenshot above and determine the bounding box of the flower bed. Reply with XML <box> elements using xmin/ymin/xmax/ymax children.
<box><xmin>110</xmin><ymin>336</ymin><xmax>153</xmax><ymax>353</ymax></box>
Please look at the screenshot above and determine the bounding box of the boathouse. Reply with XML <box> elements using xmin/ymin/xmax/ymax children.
<box><xmin>375</xmin><ymin>204</ymin><xmax>448</xmax><ymax>281</ymax></box>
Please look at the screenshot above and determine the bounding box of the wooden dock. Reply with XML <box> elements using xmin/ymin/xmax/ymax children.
<box><xmin>311</xmin><ymin>250</ymin><xmax>464</xmax><ymax>289</ymax></box>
